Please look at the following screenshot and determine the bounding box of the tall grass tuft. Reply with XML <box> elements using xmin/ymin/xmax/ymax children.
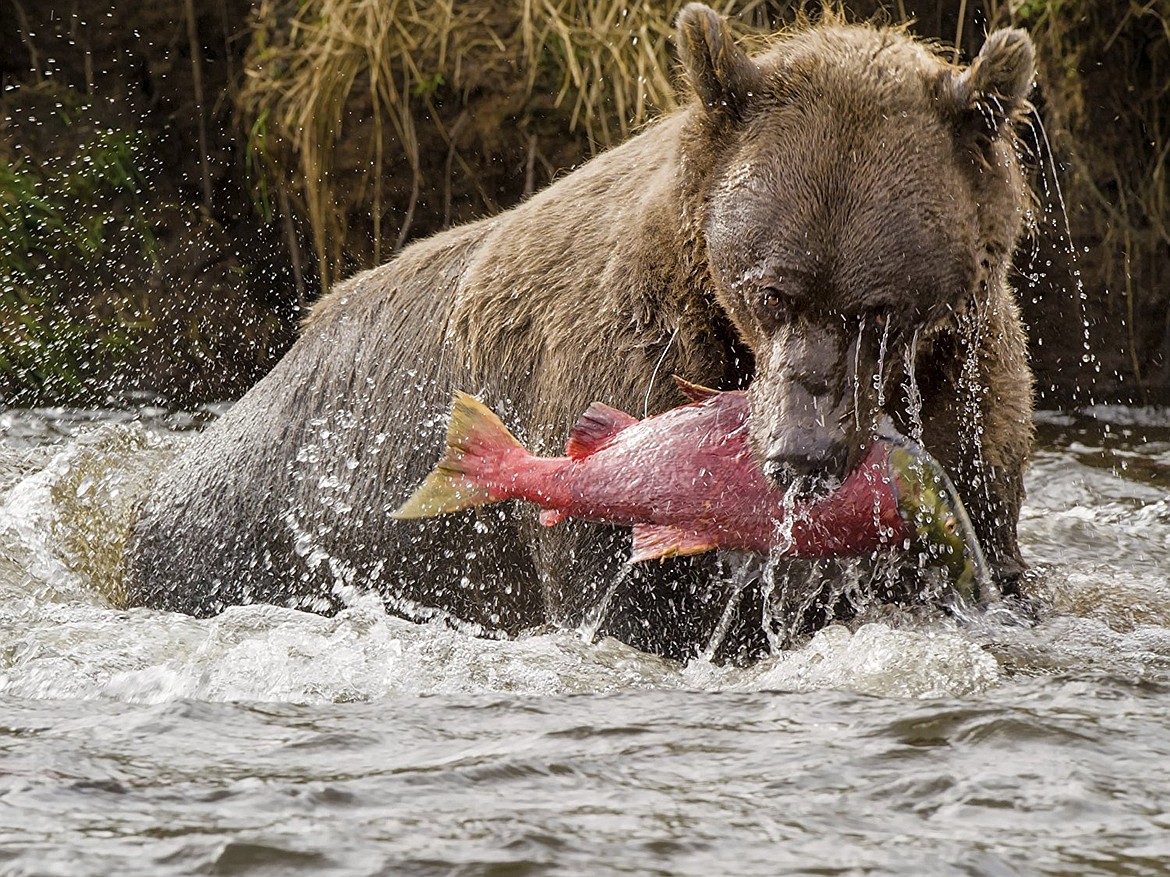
<box><xmin>236</xmin><ymin>0</ymin><xmax>793</xmax><ymax>292</ymax></box>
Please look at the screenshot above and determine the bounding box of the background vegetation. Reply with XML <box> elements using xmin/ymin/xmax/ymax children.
<box><xmin>1</xmin><ymin>0</ymin><xmax>1166</xmax><ymax>407</ymax></box>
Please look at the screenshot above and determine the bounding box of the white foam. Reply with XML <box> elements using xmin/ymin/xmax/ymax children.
<box><xmin>685</xmin><ymin>623</ymin><xmax>1000</xmax><ymax>699</ymax></box>
<box><xmin>0</xmin><ymin>444</ymin><xmax>92</xmax><ymax>602</ymax></box>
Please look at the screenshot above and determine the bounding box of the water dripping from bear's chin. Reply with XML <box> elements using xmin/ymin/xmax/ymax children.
<box><xmin>692</xmin><ymin>486</ymin><xmax>870</xmax><ymax>660</ymax></box>
<box><xmin>873</xmin><ymin>318</ymin><xmax>891</xmax><ymax>410</ymax></box>
<box><xmin>902</xmin><ymin>328</ymin><xmax>924</xmax><ymax>443</ymax></box>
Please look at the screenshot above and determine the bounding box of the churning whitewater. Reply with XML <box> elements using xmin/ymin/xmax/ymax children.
<box><xmin>3</xmin><ymin>406</ymin><xmax>1170</xmax><ymax>876</ymax></box>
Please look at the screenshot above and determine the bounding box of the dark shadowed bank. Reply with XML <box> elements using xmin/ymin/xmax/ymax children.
<box><xmin>0</xmin><ymin>0</ymin><xmax>1166</xmax><ymax>407</ymax></box>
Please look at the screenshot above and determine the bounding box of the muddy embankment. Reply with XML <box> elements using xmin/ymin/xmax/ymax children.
<box><xmin>1</xmin><ymin>0</ymin><xmax>1166</xmax><ymax>407</ymax></box>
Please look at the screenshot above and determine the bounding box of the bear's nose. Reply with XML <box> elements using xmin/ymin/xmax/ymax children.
<box><xmin>762</xmin><ymin>436</ymin><xmax>849</xmax><ymax>494</ymax></box>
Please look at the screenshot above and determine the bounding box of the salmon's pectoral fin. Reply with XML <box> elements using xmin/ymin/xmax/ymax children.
<box><xmin>565</xmin><ymin>402</ymin><xmax>638</xmax><ymax>459</ymax></box>
<box><xmin>671</xmin><ymin>375</ymin><xmax>720</xmax><ymax>402</ymax></box>
<box><xmin>630</xmin><ymin>524</ymin><xmax>718</xmax><ymax>563</ymax></box>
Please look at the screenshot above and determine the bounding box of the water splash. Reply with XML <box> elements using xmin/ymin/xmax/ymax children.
<box><xmin>1022</xmin><ymin>105</ymin><xmax>1100</xmax><ymax>400</ymax></box>
<box><xmin>957</xmin><ymin>305</ymin><xmax>990</xmax><ymax>499</ymax></box>
<box><xmin>0</xmin><ymin>423</ymin><xmax>173</xmax><ymax>607</ymax></box>
<box><xmin>901</xmin><ymin>327</ymin><xmax>924</xmax><ymax>443</ymax></box>
<box><xmin>696</xmin><ymin>622</ymin><xmax>1001</xmax><ymax>698</ymax></box>
<box><xmin>873</xmin><ymin>317</ymin><xmax>891</xmax><ymax>410</ymax></box>
<box><xmin>8</xmin><ymin>407</ymin><xmax>1170</xmax><ymax>708</ymax></box>
<box><xmin>852</xmin><ymin>313</ymin><xmax>866</xmax><ymax>434</ymax></box>
<box><xmin>758</xmin><ymin>557</ymin><xmax>791</xmax><ymax>653</ymax></box>
<box><xmin>771</xmin><ymin>479</ymin><xmax>801</xmax><ymax>555</ymax></box>
<box><xmin>699</xmin><ymin>556</ymin><xmax>756</xmax><ymax>662</ymax></box>
<box><xmin>751</xmin><ymin>484</ymin><xmax>806</xmax><ymax>652</ymax></box>
<box><xmin>757</xmin><ymin>558</ymin><xmax>832</xmax><ymax>654</ymax></box>
<box><xmin>578</xmin><ymin>561</ymin><xmax>636</xmax><ymax>643</ymax></box>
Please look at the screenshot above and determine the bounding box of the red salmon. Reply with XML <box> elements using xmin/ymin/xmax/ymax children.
<box><xmin>393</xmin><ymin>380</ymin><xmax>911</xmax><ymax>564</ymax></box>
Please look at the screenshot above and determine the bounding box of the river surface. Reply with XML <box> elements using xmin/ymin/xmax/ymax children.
<box><xmin>2</xmin><ymin>404</ymin><xmax>1170</xmax><ymax>876</ymax></box>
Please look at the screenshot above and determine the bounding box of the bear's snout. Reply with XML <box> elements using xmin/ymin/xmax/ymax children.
<box><xmin>748</xmin><ymin>325</ymin><xmax>858</xmax><ymax>497</ymax></box>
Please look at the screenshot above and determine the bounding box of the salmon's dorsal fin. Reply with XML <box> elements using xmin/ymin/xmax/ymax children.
<box><xmin>565</xmin><ymin>402</ymin><xmax>638</xmax><ymax>459</ymax></box>
<box><xmin>630</xmin><ymin>524</ymin><xmax>718</xmax><ymax>563</ymax></box>
<box><xmin>672</xmin><ymin>375</ymin><xmax>720</xmax><ymax>402</ymax></box>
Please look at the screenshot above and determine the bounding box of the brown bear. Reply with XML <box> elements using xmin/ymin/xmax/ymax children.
<box><xmin>124</xmin><ymin>4</ymin><xmax>1036</xmax><ymax>661</ymax></box>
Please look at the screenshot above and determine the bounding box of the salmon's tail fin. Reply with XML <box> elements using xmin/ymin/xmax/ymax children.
<box><xmin>392</xmin><ymin>392</ymin><xmax>525</xmax><ymax>519</ymax></box>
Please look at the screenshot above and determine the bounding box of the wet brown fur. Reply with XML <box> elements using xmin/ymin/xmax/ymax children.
<box><xmin>124</xmin><ymin>5</ymin><xmax>1035</xmax><ymax>659</ymax></box>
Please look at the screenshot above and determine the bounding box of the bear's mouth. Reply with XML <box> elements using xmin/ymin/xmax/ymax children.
<box><xmin>761</xmin><ymin>459</ymin><xmax>842</xmax><ymax>501</ymax></box>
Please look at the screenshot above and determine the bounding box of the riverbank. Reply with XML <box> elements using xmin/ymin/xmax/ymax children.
<box><xmin>2</xmin><ymin>0</ymin><xmax>1165</xmax><ymax>406</ymax></box>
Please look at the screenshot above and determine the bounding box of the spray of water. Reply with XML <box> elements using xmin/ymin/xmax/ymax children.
<box><xmin>852</xmin><ymin>314</ymin><xmax>866</xmax><ymax>435</ymax></box>
<box><xmin>758</xmin><ymin>483</ymin><xmax>808</xmax><ymax>651</ymax></box>
<box><xmin>902</xmin><ymin>328</ymin><xmax>924</xmax><ymax>443</ymax></box>
<box><xmin>758</xmin><ymin>557</ymin><xmax>789</xmax><ymax>653</ymax></box>
<box><xmin>873</xmin><ymin>318</ymin><xmax>891</xmax><ymax>411</ymax></box>
<box><xmin>1022</xmin><ymin>106</ymin><xmax>1099</xmax><ymax>401</ymax></box>
<box><xmin>699</xmin><ymin>557</ymin><xmax>756</xmax><ymax>662</ymax></box>
<box><xmin>578</xmin><ymin>561</ymin><xmax>635</xmax><ymax>643</ymax></box>
<box><xmin>956</xmin><ymin>300</ymin><xmax>992</xmax><ymax>510</ymax></box>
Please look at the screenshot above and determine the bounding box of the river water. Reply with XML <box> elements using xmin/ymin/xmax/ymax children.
<box><xmin>2</xmin><ymin>404</ymin><xmax>1169</xmax><ymax>876</ymax></box>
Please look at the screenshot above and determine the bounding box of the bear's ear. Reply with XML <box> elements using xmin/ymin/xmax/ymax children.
<box><xmin>949</xmin><ymin>28</ymin><xmax>1035</xmax><ymax>117</ymax></box>
<box><xmin>676</xmin><ymin>3</ymin><xmax>760</xmax><ymax>123</ymax></box>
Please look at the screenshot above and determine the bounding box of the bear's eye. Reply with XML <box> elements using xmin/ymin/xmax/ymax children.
<box><xmin>760</xmin><ymin>287</ymin><xmax>788</xmax><ymax>318</ymax></box>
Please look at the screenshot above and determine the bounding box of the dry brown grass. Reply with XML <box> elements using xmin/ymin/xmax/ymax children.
<box><xmin>235</xmin><ymin>0</ymin><xmax>800</xmax><ymax>291</ymax></box>
<box><xmin>240</xmin><ymin>0</ymin><xmax>455</xmax><ymax>289</ymax></box>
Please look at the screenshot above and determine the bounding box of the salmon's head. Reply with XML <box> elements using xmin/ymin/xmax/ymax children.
<box><xmin>674</xmin><ymin>5</ymin><xmax>1035</xmax><ymax>495</ymax></box>
<box><xmin>887</xmin><ymin>438</ymin><xmax>991</xmax><ymax>605</ymax></box>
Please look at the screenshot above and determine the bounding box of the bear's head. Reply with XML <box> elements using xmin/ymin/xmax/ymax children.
<box><xmin>676</xmin><ymin>4</ymin><xmax>1035</xmax><ymax>493</ymax></box>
